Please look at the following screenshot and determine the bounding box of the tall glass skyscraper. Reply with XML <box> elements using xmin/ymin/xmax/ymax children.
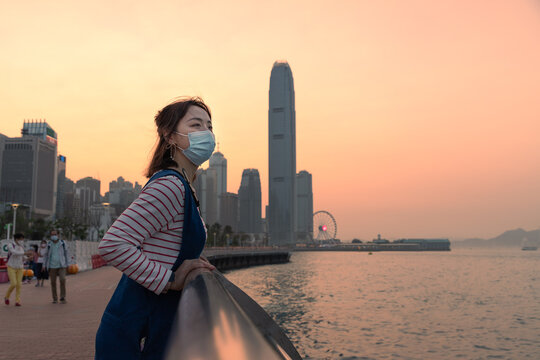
<box><xmin>268</xmin><ymin>61</ymin><xmax>296</xmax><ymax>245</ymax></box>
<box><xmin>209</xmin><ymin>151</ymin><xmax>227</xmax><ymax>224</ymax></box>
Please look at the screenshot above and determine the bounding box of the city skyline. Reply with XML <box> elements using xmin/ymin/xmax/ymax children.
<box><xmin>2</xmin><ymin>1</ymin><xmax>540</xmax><ymax>240</ymax></box>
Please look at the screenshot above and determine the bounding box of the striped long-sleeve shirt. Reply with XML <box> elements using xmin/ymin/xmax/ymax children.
<box><xmin>98</xmin><ymin>175</ymin><xmax>192</xmax><ymax>295</ymax></box>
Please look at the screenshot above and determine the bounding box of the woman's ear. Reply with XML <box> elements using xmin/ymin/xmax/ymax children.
<box><xmin>164</xmin><ymin>132</ymin><xmax>173</xmax><ymax>145</ymax></box>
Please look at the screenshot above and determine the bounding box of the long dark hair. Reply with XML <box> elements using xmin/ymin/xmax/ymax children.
<box><xmin>145</xmin><ymin>97</ymin><xmax>211</xmax><ymax>178</ymax></box>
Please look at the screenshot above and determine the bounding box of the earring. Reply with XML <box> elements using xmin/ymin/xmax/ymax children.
<box><xmin>168</xmin><ymin>144</ymin><xmax>175</xmax><ymax>160</ymax></box>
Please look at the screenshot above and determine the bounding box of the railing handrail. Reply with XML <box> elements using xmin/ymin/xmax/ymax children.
<box><xmin>165</xmin><ymin>271</ymin><xmax>302</xmax><ymax>360</ymax></box>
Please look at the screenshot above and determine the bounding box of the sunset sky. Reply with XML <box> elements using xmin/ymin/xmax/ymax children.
<box><xmin>1</xmin><ymin>0</ymin><xmax>540</xmax><ymax>241</ymax></box>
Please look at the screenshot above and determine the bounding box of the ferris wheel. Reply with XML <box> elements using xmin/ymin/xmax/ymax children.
<box><xmin>313</xmin><ymin>211</ymin><xmax>337</xmax><ymax>242</ymax></box>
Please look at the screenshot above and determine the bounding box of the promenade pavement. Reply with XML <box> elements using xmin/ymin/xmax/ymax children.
<box><xmin>0</xmin><ymin>266</ymin><xmax>122</xmax><ymax>360</ymax></box>
<box><xmin>0</xmin><ymin>248</ymin><xmax>279</xmax><ymax>359</ymax></box>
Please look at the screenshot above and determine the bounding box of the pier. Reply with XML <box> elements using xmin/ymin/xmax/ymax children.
<box><xmin>203</xmin><ymin>248</ymin><xmax>291</xmax><ymax>271</ymax></box>
<box><xmin>294</xmin><ymin>242</ymin><xmax>451</xmax><ymax>252</ymax></box>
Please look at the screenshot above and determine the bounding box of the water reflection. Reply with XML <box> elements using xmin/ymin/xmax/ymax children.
<box><xmin>226</xmin><ymin>249</ymin><xmax>540</xmax><ymax>359</ymax></box>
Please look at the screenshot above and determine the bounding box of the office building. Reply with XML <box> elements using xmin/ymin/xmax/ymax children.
<box><xmin>268</xmin><ymin>61</ymin><xmax>297</xmax><ymax>245</ymax></box>
<box><xmin>104</xmin><ymin>176</ymin><xmax>142</xmax><ymax>216</ymax></box>
<box><xmin>219</xmin><ymin>192</ymin><xmax>238</xmax><ymax>231</ymax></box>
<box><xmin>0</xmin><ymin>121</ymin><xmax>58</xmax><ymax>217</ymax></box>
<box><xmin>296</xmin><ymin>170</ymin><xmax>313</xmax><ymax>242</ymax></box>
<box><xmin>238</xmin><ymin>169</ymin><xmax>262</xmax><ymax>234</ymax></box>
<box><xmin>55</xmin><ymin>155</ymin><xmax>67</xmax><ymax>219</ymax></box>
<box><xmin>193</xmin><ymin>168</ymin><xmax>217</xmax><ymax>226</ymax></box>
<box><xmin>209</xmin><ymin>151</ymin><xmax>227</xmax><ymax>223</ymax></box>
<box><xmin>74</xmin><ymin>177</ymin><xmax>101</xmax><ymax>222</ymax></box>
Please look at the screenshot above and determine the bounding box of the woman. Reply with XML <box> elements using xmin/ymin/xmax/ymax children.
<box><xmin>4</xmin><ymin>233</ymin><xmax>26</xmax><ymax>306</ymax></box>
<box><xmin>95</xmin><ymin>97</ymin><xmax>216</xmax><ymax>360</ymax></box>
<box><xmin>35</xmin><ymin>240</ymin><xmax>48</xmax><ymax>287</ymax></box>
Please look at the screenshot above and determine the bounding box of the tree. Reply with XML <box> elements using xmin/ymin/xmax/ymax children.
<box><xmin>208</xmin><ymin>223</ymin><xmax>222</xmax><ymax>247</ymax></box>
<box><xmin>29</xmin><ymin>218</ymin><xmax>53</xmax><ymax>240</ymax></box>
<box><xmin>73</xmin><ymin>223</ymin><xmax>89</xmax><ymax>240</ymax></box>
<box><xmin>54</xmin><ymin>217</ymin><xmax>76</xmax><ymax>240</ymax></box>
<box><xmin>220</xmin><ymin>225</ymin><xmax>234</xmax><ymax>247</ymax></box>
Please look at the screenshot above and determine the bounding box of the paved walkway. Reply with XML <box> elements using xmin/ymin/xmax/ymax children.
<box><xmin>0</xmin><ymin>266</ymin><xmax>122</xmax><ymax>360</ymax></box>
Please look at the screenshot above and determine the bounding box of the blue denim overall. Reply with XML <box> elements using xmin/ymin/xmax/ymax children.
<box><xmin>95</xmin><ymin>169</ymin><xmax>206</xmax><ymax>360</ymax></box>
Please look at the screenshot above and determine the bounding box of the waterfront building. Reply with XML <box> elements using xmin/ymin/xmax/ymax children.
<box><xmin>104</xmin><ymin>176</ymin><xmax>141</xmax><ymax>215</ymax></box>
<box><xmin>74</xmin><ymin>177</ymin><xmax>101</xmax><ymax>222</ymax></box>
<box><xmin>296</xmin><ymin>170</ymin><xmax>313</xmax><ymax>242</ymax></box>
<box><xmin>209</xmin><ymin>152</ymin><xmax>227</xmax><ymax>224</ymax></box>
<box><xmin>55</xmin><ymin>155</ymin><xmax>67</xmax><ymax>219</ymax></box>
<box><xmin>193</xmin><ymin>168</ymin><xmax>217</xmax><ymax>226</ymax></box>
<box><xmin>0</xmin><ymin>121</ymin><xmax>58</xmax><ymax>217</ymax></box>
<box><xmin>219</xmin><ymin>192</ymin><xmax>238</xmax><ymax>231</ymax></box>
<box><xmin>268</xmin><ymin>60</ymin><xmax>297</xmax><ymax>245</ymax></box>
<box><xmin>62</xmin><ymin>177</ymin><xmax>75</xmax><ymax>219</ymax></box>
<box><xmin>87</xmin><ymin>203</ymin><xmax>116</xmax><ymax>241</ymax></box>
<box><xmin>238</xmin><ymin>169</ymin><xmax>262</xmax><ymax>234</ymax></box>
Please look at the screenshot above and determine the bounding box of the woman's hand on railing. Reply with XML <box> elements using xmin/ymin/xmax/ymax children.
<box><xmin>170</xmin><ymin>258</ymin><xmax>215</xmax><ymax>291</ymax></box>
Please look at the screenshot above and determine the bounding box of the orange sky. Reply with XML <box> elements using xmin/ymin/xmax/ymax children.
<box><xmin>1</xmin><ymin>0</ymin><xmax>540</xmax><ymax>241</ymax></box>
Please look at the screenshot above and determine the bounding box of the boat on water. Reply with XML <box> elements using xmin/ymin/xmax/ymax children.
<box><xmin>521</xmin><ymin>236</ymin><xmax>538</xmax><ymax>251</ymax></box>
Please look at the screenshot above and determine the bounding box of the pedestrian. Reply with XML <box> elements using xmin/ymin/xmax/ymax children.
<box><xmin>35</xmin><ymin>240</ymin><xmax>48</xmax><ymax>287</ymax></box>
<box><xmin>95</xmin><ymin>97</ymin><xmax>216</xmax><ymax>359</ymax></box>
<box><xmin>4</xmin><ymin>233</ymin><xmax>27</xmax><ymax>306</ymax></box>
<box><xmin>24</xmin><ymin>245</ymin><xmax>38</xmax><ymax>284</ymax></box>
<box><xmin>43</xmin><ymin>229</ymin><xmax>69</xmax><ymax>304</ymax></box>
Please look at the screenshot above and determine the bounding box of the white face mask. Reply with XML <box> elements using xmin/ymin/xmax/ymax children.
<box><xmin>51</xmin><ymin>235</ymin><xmax>59</xmax><ymax>241</ymax></box>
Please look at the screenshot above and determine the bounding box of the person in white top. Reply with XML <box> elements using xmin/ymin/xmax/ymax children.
<box><xmin>4</xmin><ymin>233</ymin><xmax>27</xmax><ymax>306</ymax></box>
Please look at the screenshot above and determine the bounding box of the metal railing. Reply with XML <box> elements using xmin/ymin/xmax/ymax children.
<box><xmin>165</xmin><ymin>271</ymin><xmax>302</xmax><ymax>360</ymax></box>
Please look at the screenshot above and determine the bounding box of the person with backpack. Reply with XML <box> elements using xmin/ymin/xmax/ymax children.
<box><xmin>43</xmin><ymin>229</ymin><xmax>69</xmax><ymax>304</ymax></box>
<box><xmin>95</xmin><ymin>97</ymin><xmax>216</xmax><ymax>359</ymax></box>
<box><xmin>4</xmin><ymin>233</ymin><xmax>27</xmax><ymax>306</ymax></box>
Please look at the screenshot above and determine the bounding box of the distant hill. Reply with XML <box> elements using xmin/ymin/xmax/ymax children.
<box><xmin>453</xmin><ymin>228</ymin><xmax>540</xmax><ymax>248</ymax></box>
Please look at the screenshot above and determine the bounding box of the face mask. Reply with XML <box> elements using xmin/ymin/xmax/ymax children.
<box><xmin>41</xmin><ymin>244</ymin><xmax>47</xmax><ymax>248</ymax></box>
<box><xmin>174</xmin><ymin>130</ymin><xmax>216</xmax><ymax>166</ymax></box>
<box><xmin>51</xmin><ymin>235</ymin><xmax>59</xmax><ymax>241</ymax></box>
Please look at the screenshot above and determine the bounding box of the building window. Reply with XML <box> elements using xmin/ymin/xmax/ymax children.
<box><xmin>272</xmin><ymin>134</ymin><xmax>284</xmax><ymax>139</ymax></box>
<box><xmin>273</xmin><ymin>177</ymin><xmax>284</xmax><ymax>182</ymax></box>
<box><xmin>272</xmin><ymin>107</ymin><xmax>284</xmax><ymax>113</ymax></box>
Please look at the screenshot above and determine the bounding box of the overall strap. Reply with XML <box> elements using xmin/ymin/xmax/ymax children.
<box><xmin>144</xmin><ymin>169</ymin><xmax>186</xmax><ymax>189</ymax></box>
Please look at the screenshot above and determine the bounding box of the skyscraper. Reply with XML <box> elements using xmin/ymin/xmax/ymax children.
<box><xmin>238</xmin><ymin>169</ymin><xmax>262</xmax><ymax>234</ymax></box>
<box><xmin>74</xmin><ymin>177</ymin><xmax>101</xmax><ymax>222</ymax></box>
<box><xmin>0</xmin><ymin>121</ymin><xmax>58</xmax><ymax>217</ymax></box>
<box><xmin>56</xmin><ymin>155</ymin><xmax>67</xmax><ymax>219</ymax></box>
<box><xmin>219</xmin><ymin>192</ymin><xmax>238</xmax><ymax>231</ymax></box>
<box><xmin>296</xmin><ymin>170</ymin><xmax>313</xmax><ymax>242</ymax></box>
<box><xmin>192</xmin><ymin>168</ymin><xmax>217</xmax><ymax>226</ymax></box>
<box><xmin>268</xmin><ymin>61</ymin><xmax>296</xmax><ymax>245</ymax></box>
<box><xmin>209</xmin><ymin>151</ymin><xmax>227</xmax><ymax>223</ymax></box>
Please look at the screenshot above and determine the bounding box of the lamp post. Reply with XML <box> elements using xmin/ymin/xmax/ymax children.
<box><xmin>11</xmin><ymin>203</ymin><xmax>19</xmax><ymax>240</ymax></box>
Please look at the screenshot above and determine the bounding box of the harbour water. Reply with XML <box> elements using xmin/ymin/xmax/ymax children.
<box><xmin>225</xmin><ymin>249</ymin><xmax>540</xmax><ymax>359</ymax></box>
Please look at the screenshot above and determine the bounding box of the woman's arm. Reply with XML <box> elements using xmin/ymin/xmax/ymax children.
<box><xmin>8</xmin><ymin>243</ymin><xmax>25</xmax><ymax>256</ymax></box>
<box><xmin>98</xmin><ymin>176</ymin><xmax>185</xmax><ymax>295</ymax></box>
